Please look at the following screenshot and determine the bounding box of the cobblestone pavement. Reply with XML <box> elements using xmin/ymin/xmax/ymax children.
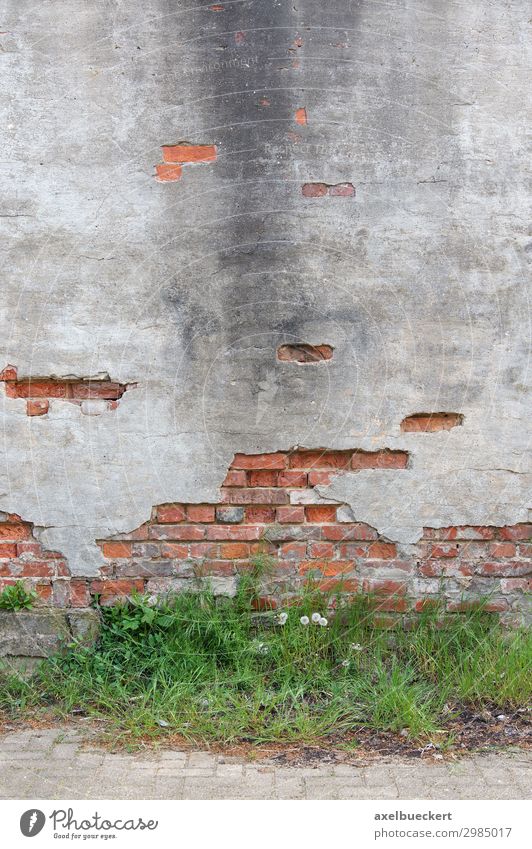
<box><xmin>0</xmin><ymin>727</ymin><xmax>530</xmax><ymax>800</ymax></box>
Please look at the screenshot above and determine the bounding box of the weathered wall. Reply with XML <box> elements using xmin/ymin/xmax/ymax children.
<box><xmin>0</xmin><ymin>2</ymin><xmax>530</xmax><ymax>613</ymax></box>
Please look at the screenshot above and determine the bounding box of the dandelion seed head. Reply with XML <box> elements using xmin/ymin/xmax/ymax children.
<box><xmin>311</xmin><ymin>612</ymin><xmax>321</xmax><ymax>623</ymax></box>
<box><xmin>300</xmin><ymin>615</ymin><xmax>310</xmax><ymax>625</ymax></box>
<box><xmin>319</xmin><ymin>617</ymin><xmax>328</xmax><ymax>627</ymax></box>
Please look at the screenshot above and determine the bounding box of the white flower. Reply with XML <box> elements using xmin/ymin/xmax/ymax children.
<box><xmin>318</xmin><ymin>617</ymin><xmax>328</xmax><ymax>627</ymax></box>
<box><xmin>341</xmin><ymin>659</ymin><xmax>350</xmax><ymax>668</ymax></box>
<box><xmin>277</xmin><ymin>612</ymin><xmax>288</xmax><ymax>625</ymax></box>
<box><xmin>350</xmin><ymin>643</ymin><xmax>363</xmax><ymax>651</ymax></box>
<box><xmin>257</xmin><ymin>642</ymin><xmax>269</xmax><ymax>655</ymax></box>
<box><xmin>311</xmin><ymin>612</ymin><xmax>321</xmax><ymax>623</ymax></box>
<box><xmin>300</xmin><ymin>615</ymin><xmax>310</xmax><ymax>625</ymax></box>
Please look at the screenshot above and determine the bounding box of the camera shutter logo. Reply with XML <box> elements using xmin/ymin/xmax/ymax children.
<box><xmin>20</xmin><ymin>809</ymin><xmax>46</xmax><ymax>837</ymax></box>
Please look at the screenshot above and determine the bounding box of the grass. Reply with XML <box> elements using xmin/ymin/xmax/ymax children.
<box><xmin>0</xmin><ymin>574</ymin><xmax>530</xmax><ymax>748</ymax></box>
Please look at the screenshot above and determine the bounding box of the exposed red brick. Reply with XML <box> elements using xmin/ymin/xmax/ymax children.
<box><xmin>328</xmin><ymin>183</ymin><xmax>355</xmax><ymax>197</ymax></box>
<box><xmin>205</xmin><ymin>525</ymin><xmax>262</xmax><ymax>541</ymax></box>
<box><xmin>305</xmin><ymin>505</ymin><xmax>337</xmax><ymax>523</ymax></box>
<box><xmin>308</xmin><ymin>542</ymin><xmax>335</xmax><ymax>558</ymax></box>
<box><xmin>0</xmin><ymin>523</ymin><xmax>31</xmax><ymax>540</ymax></box>
<box><xmin>489</xmin><ymin>542</ymin><xmax>516</xmax><ymax>558</ymax></box>
<box><xmin>363</xmin><ymin>579</ymin><xmax>407</xmax><ymax>595</ymax></box>
<box><xmin>351</xmin><ymin>450</ymin><xmax>408</xmax><ymax>470</ymax></box>
<box><xmin>26</xmin><ymin>399</ymin><xmax>49</xmax><ymax>416</ymax></box>
<box><xmin>149</xmin><ymin>524</ymin><xmax>205</xmax><ymax>541</ymax></box>
<box><xmin>318</xmin><ymin>578</ymin><xmax>359</xmax><ymax>592</ymax></box>
<box><xmin>210</xmin><ymin>4</ymin><xmax>224</xmax><ymax>10</ymax></box>
<box><xmin>499</xmin><ymin>524</ymin><xmax>532</xmax><ymax>541</ymax></box>
<box><xmin>447</xmin><ymin>599</ymin><xmax>508</xmax><ymax>613</ymax></box>
<box><xmin>248</xmin><ymin>470</ymin><xmax>278</xmax><ymax>487</ymax></box>
<box><xmin>155</xmin><ymin>162</ymin><xmax>183</xmax><ymax>182</ymax></box>
<box><xmin>277</xmin><ymin>506</ymin><xmax>305</xmax><ymax>523</ymax></box>
<box><xmin>12</xmin><ymin>380</ymin><xmax>68</xmax><ymax>399</ymax></box>
<box><xmin>295</xmin><ymin>107</ymin><xmax>307</xmax><ymax>125</ymax></box>
<box><xmin>90</xmin><ymin>579</ymin><xmax>145</xmax><ymax>600</ymax></box>
<box><xmin>156</xmin><ymin>504</ymin><xmax>187</xmax><ymax>523</ymax></box>
<box><xmin>501</xmin><ymin>578</ymin><xmax>532</xmax><ymax>593</ymax></box>
<box><xmin>0</xmin><ymin>543</ymin><xmax>17</xmax><ymax>558</ymax></box>
<box><xmin>431</xmin><ymin>544</ymin><xmax>459</xmax><ymax>558</ymax></box>
<box><xmin>245</xmin><ymin>506</ymin><xmax>276</xmax><ymax>523</ymax></box>
<box><xmin>401</xmin><ymin>412</ymin><xmax>463</xmax><ymax>432</ymax></box>
<box><xmin>277</xmin><ymin>343</ymin><xmax>333</xmax><ymax>363</ymax></box>
<box><xmin>221</xmin><ymin>488</ymin><xmax>289</xmax><ymax>505</ymax></box>
<box><xmin>222</xmin><ymin>470</ymin><xmax>247</xmax><ymax>487</ymax></box>
<box><xmin>251</xmin><ymin>597</ymin><xmax>278</xmax><ymax>610</ymax></box>
<box><xmin>366</xmin><ymin>542</ymin><xmax>397</xmax><ymax>559</ymax></box>
<box><xmin>308</xmin><ymin>471</ymin><xmax>337</xmax><ymax>486</ymax></box>
<box><xmin>189</xmin><ymin>543</ymin><xmax>219</xmax><ymax>558</ymax></box>
<box><xmin>289</xmin><ymin>450</ymin><xmax>351</xmax><ymax>470</ymax></box>
<box><xmin>279</xmin><ymin>542</ymin><xmax>307</xmax><ymax>559</ymax></box>
<box><xmin>231</xmin><ymin>452</ymin><xmax>287</xmax><ymax>470</ymax></box>
<box><xmin>323</xmin><ymin>524</ymin><xmax>378</xmax><ymax>541</ymax></box>
<box><xmin>472</xmin><ymin>561</ymin><xmax>531</xmax><ymax>577</ymax></box>
<box><xmin>162</xmin><ymin>144</ymin><xmax>217</xmax><ymax>164</ymax></box>
<box><xmin>187</xmin><ymin>505</ymin><xmax>216</xmax><ymax>523</ymax></box>
<box><xmin>0</xmin><ymin>364</ymin><xmax>17</xmax><ymax>381</ymax></box>
<box><xmin>302</xmin><ymin>183</ymin><xmax>328</xmax><ymax>198</ymax></box>
<box><xmin>70</xmin><ymin>580</ymin><xmax>90</xmax><ymax>607</ymax></box>
<box><xmin>101</xmin><ymin>541</ymin><xmax>132</xmax><ymax>559</ymax></box>
<box><xmin>278</xmin><ymin>470</ymin><xmax>307</xmax><ymax>488</ymax></box>
<box><xmin>220</xmin><ymin>543</ymin><xmax>250</xmax><ymax>559</ymax></box>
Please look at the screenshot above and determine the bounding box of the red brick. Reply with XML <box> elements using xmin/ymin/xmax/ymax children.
<box><xmin>0</xmin><ymin>543</ymin><xmax>16</xmax><ymax>558</ymax></box>
<box><xmin>277</xmin><ymin>506</ymin><xmax>305</xmax><ymax>523</ymax></box>
<box><xmin>155</xmin><ymin>163</ymin><xmax>182</xmax><ymax>182</ymax></box>
<box><xmin>12</xmin><ymin>379</ymin><xmax>67</xmax><ymax>398</ymax></box>
<box><xmin>250</xmin><ymin>596</ymin><xmax>278</xmax><ymax>610</ymax></box>
<box><xmin>35</xmin><ymin>583</ymin><xmax>53</xmax><ymax>603</ymax></box>
<box><xmin>18</xmin><ymin>562</ymin><xmax>55</xmax><ymax>577</ymax></box>
<box><xmin>328</xmin><ymin>182</ymin><xmax>355</xmax><ymax>197</ymax></box>
<box><xmin>70</xmin><ymin>580</ymin><xmax>90</xmax><ymax>607</ymax></box>
<box><xmin>401</xmin><ymin>412</ymin><xmax>463</xmax><ymax>432</ymax></box>
<box><xmin>55</xmin><ymin>561</ymin><xmax>70</xmax><ymax>577</ymax></box>
<box><xmin>447</xmin><ymin>599</ymin><xmax>508</xmax><ymax>613</ymax></box>
<box><xmin>277</xmin><ymin>344</ymin><xmax>333</xmax><ymax>363</ymax></box>
<box><xmin>245</xmin><ymin>506</ymin><xmax>276</xmax><ymax>523</ymax></box>
<box><xmin>302</xmin><ymin>183</ymin><xmax>328</xmax><ymax>197</ymax></box>
<box><xmin>161</xmin><ymin>543</ymin><xmax>190</xmax><ymax>558</ymax></box>
<box><xmin>372</xmin><ymin>597</ymin><xmax>408</xmax><ymax>612</ymax></box>
<box><xmin>248</xmin><ymin>470</ymin><xmax>278</xmax><ymax>487</ymax></box>
<box><xmin>26</xmin><ymin>399</ymin><xmax>49</xmax><ymax>416</ymax></box>
<box><xmin>187</xmin><ymin>505</ymin><xmax>215</xmax><ymax>523</ymax></box>
<box><xmin>366</xmin><ymin>542</ymin><xmax>397</xmax><ymax>559</ymax></box>
<box><xmin>318</xmin><ymin>578</ymin><xmax>359</xmax><ymax>592</ymax></box>
<box><xmin>200</xmin><ymin>560</ymin><xmax>235</xmax><ymax>575</ymax></box>
<box><xmin>499</xmin><ymin>524</ymin><xmax>532</xmax><ymax>541</ymax></box>
<box><xmin>221</xmin><ymin>488</ymin><xmax>289</xmax><ymax>505</ymax></box>
<box><xmin>289</xmin><ymin>450</ymin><xmax>351</xmax><ymax>470</ymax></box>
<box><xmin>162</xmin><ymin>144</ymin><xmax>217</xmax><ymax>164</ymax></box>
<box><xmin>156</xmin><ymin>504</ymin><xmax>186</xmax><ymax>523</ymax></box>
<box><xmin>206</xmin><ymin>526</ymin><xmax>262</xmax><ymax>541</ymax></box>
<box><xmin>189</xmin><ymin>543</ymin><xmax>219</xmax><ymax>557</ymax></box>
<box><xmin>101</xmin><ymin>541</ymin><xmax>132</xmax><ymax>559</ymax></box>
<box><xmin>222</xmin><ymin>470</ymin><xmax>247</xmax><ymax>487</ymax></box>
<box><xmin>0</xmin><ymin>364</ymin><xmax>17</xmax><ymax>381</ymax></box>
<box><xmin>323</xmin><ymin>524</ymin><xmax>378</xmax><ymax>541</ymax></box>
<box><xmin>415</xmin><ymin>599</ymin><xmax>440</xmax><ymax>613</ymax></box>
<box><xmin>278</xmin><ymin>470</ymin><xmax>307</xmax><ymax>487</ymax></box>
<box><xmin>305</xmin><ymin>505</ymin><xmax>337</xmax><ymax>523</ymax></box>
<box><xmin>220</xmin><ymin>543</ymin><xmax>250</xmax><ymax>559</ymax></box>
<box><xmin>431</xmin><ymin>544</ymin><xmax>459</xmax><ymax>558</ymax></box>
<box><xmin>338</xmin><ymin>543</ymin><xmax>367</xmax><ymax>558</ymax></box>
<box><xmin>149</xmin><ymin>525</ymin><xmax>206</xmax><ymax>541</ymax></box>
<box><xmin>489</xmin><ymin>542</ymin><xmax>516</xmax><ymax>558</ymax></box>
<box><xmin>501</xmin><ymin>578</ymin><xmax>532</xmax><ymax>593</ymax></box>
<box><xmin>308</xmin><ymin>471</ymin><xmax>337</xmax><ymax>486</ymax></box>
<box><xmin>363</xmin><ymin>579</ymin><xmax>407</xmax><ymax>595</ymax></box>
<box><xmin>351</xmin><ymin>450</ymin><xmax>408</xmax><ymax>470</ymax></box>
<box><xmin>70</xmin><ymin>382</ymin><xmax>124</xmax><ymax>400</ymax></box>
<box><xmin>90</xmin><ymin>579</ymin><xmax>145</xmax><ymax>600</ymax></box>
<box><xmin>279</xmin><ymin>542</ymin><xmax>307</xmax><ymax>559</ymax></box>
<box><xmin>231</xmin><ymin>452</ymin><xmax>287</xmax><ymax>470</ymax></box>
<box><xmin>0</xmin><ymin>523</ymin><xmax>31</xmax><ymax>540</ymax></box>
<box><xmin>519</xmin><ymin>543</ymin><xmax>532</xmax><ymax>557</ymax></box>
<box><xmin>473</xmin><ymin>561</ymin><xmax>531</xmax><ymax>577</ymax></box>
<box><xmin>308</xmin><ymin>542</ymin><xmax>335</xmax><ymax>558</ymax></box>
<box><xmin>295</xmin><ymin>107</ymin><xmax>307</xmax><ymax>125</ymax></box>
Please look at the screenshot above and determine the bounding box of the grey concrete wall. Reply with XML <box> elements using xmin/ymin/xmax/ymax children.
<box><xmin>1</xmin><ymin>0</ymin><xmax>530</xmax><ymax>575</ymax></box>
